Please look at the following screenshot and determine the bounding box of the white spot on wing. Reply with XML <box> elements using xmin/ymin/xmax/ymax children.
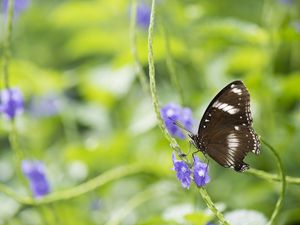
<box><xmin>218</xmin><ymin>103</ymin><xmax>228</xmax><ymax>110</ymax></box>
<box><xmin>234</xmin><ymin>126</ymin><xmax>240</xmax><ymax>131</ymax></box>
<box><xmin>227</xmin><ymin>133</ymin><xmax>240</xmax><ymax>158</ymax></box>
<box><xmin>223</xmin><ymin>105</ymin><xmax>234</xmax><ymax>111</ymax></box>
<box><xmin>231</xmin><ymin>88</ymin><xmax>242</xmax><ymax>95</ymax></box>
<box><xmin>227</xmin><ymin>108</ymin><xmax>239</xmax><ymax>114</ymax></box>
<box><xmin>213</xmin><ymin>101</ymin><xmax>240</xmax><ymax>115</ymax></box>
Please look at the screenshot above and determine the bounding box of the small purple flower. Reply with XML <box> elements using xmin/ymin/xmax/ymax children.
<box><xmin>22</xmin><ymin>160</ymin><xmax>50</xmax><ymax>198</ymax></box>
<box><xmin>29</xmin><ymin>94</ymin><xmax>61</xmax><ymax>118</ymax></box>
<box><xmin>3</xmin><ymin>0</ymin><xmax>30</xmax><ymax>16</ymax></box>
<box><xmin>161</xmin><ymin>103</ymin><xmax>194</xmax><ymax>139</ymax></box>
<box><xmin>136</xmin><ymin>3</ymin><xmax>151</xmax><ymax>29</ymax></box>
<box><xmin>278</xmin><ymin>0</ymin><xmax>294</xmax><ymax>5</ymax></box>
<box><xmin>291</xmin><ymin>21</ymin><xmax>300</xmax><ymax>33</ymax></box>
<box><xmin>172</xmin><ymin>153</ymin><xmax>191</xmax><ymax>189</ymax></box>
<box><xmin>90</xmin><ymin>198</ymin><xmax>102</xmax><ymax>211</ymax></box>
<box><xmin>193</xmin><ymin>156</ymin><xmax>210</xmax><ymax>187</ymax></box>
<box><xmin>0</xmin><ymin>88</ymin><xmax>24</xmax><ymax>119</ymax></box>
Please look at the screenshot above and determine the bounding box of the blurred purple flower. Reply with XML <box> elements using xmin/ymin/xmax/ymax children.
<box><xmin>90</xmin><ymin>198</ymin><xmax>102</xmax><ymax>211</ymax></box>
<box><xmin>0</xmin><ymin>88</ymin><xmax>24</xmax><ymax>119</ymax></box>
<box><xmin>193</xmin><ymin>156</ymin><xmax>210</xmax><ymax>187</ymax></box>
<box><xmin>3</xmin><ymin>0</ymin><xmax>30</xmax><ymax>16</ymax></box>
<box><xmin>161</xmin><ymin>103</ymin><xmax>194</xmax><ymax>139</ymax></box>
<box><xmin>136</xmin><ymin>3</ymin><xmax>151</xmax><ymax>29</ymax></box>
<box><xmin>172</xmin><ymin>153</ymin><xmax>191</xmax><ymax>189</ymax></box>
<box><xmin>29</xmin><ymin>94</ymin><xmax>61</xmax><ymax>118</ymax></box>
<box><xmin>22</xmin><ymin>160</ymin><xmax>50</xmax><ymax>198</ymax></box>
<box><xmin>278</xmin><ymin>0</ymin><xmax>294</xmax><ymax>5</ymax></box>
<box><xmin>291</xmin><ymin>21</ymin><xmax>300</xmax><ymax>33</ymax></box>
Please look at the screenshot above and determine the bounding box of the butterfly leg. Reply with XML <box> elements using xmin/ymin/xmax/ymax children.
<box><xmin>191</xmin><ymin>149</ymin><xmax>200</xmax><ymax>162</ymax></box>
<box><xmin>204</xmin><ymin>157</ymin><xmax>210</xmax><ymax>174</ymax></box>
<box><xmin>178</xmin><ymin>141</ymin><xmax>192</xmax><ymax>158</ymax></box>
<box><xmin>203</xmin><ymin>154</ymin><xmax>210</xmax><ymax>167</ymax></box>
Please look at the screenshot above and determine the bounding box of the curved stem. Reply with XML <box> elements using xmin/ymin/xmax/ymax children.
<box><xmin>3</xmin><ymin>0</ymin><xmax>14</xmax><ymax>89</ymax></box>
<box><xmin>0</xmin><ymin>164</ymin><xmax>143</xmax><ymax>205</ymax></box>
<box><xmin>130</xmin><ymin>0</ymin><xmax>149</xmax><ymax>94</ymax></box>
<box><xmin>247</xmin><ymin>168</ymin><xmax>300</xmax><ymax>185</ymax></box>
<box><xmin>147</xmin><ymin>1</ymin><xmax>229</xmax><ymax>224</ymax></box>
<box><xmin>199</xmin><ymin>188</ymin><xmax>230</xmax><ymax>225</ymax></box>
<box><xmin>147</xmin><ymin>0</ymin><xmax>186</xmax><ymax>160</ymax></box>
<box><xmin>261</xmin><ymin>138</ymin><xmax>286</xmax><ymax>225</ymax></box>
<box><xmin>9</xmin><ymin>122</ymin><xmax>24</xmax><ymax>177</ymax></box>
<box><xmin>9</xmin><ymin>121</ymin><xmax>29</xmax><ymax>193</ymax></box>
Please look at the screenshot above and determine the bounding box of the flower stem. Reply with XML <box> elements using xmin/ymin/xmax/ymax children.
<box><xmin>130</xmin><ymin>0</ymin><xmax>149</xmax><ymax>94</ymax></box>
<box><xmin>261</xmin><ymin>138</ymin><xmax>286</xmax><ymax>225</ymax></box>
<box><xmin>2</xmin><ymin>0</ymin><xmax>14</xmax><ymax>89</ymax></box>
<box><xmin>199</xmin><ymin>188</ymin><xmax>230</xmax><ymax>225</ymax></box>
<box><xmin>0</xmin><ymin>163</ymin><xmax>143</xmax><ymax>205</ymax></box>
<box><xmin>9</xmin><ymin>121</ymin><xmax>28</xmax><ymax>188</ymax></box>
<box><xmin>247</xmin><ymin>168</ymin><xmax>300</xmax><ymax>184</ymax></box>
<box><xmin>147</xmin><ymin>1</ymin><xmax>229</xmax><ymax>224</ymax></box>
<box><xmin>147</xmin><ymin>0</ymin><xmax>186</xmax><ymax>160</ymax></box>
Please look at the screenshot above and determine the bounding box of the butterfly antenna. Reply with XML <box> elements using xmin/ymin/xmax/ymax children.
<box><xmin>169</xmin><ymin>117</ymin><xmax>193</xmax><ymax>135</ymax></box>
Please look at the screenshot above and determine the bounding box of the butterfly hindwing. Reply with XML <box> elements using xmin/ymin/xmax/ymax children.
<box><xmin>194</xmin><ymin>80</ymin><xmax>260</xmax><ymax>172</ymax></box>
<box><xmin>205</xmin><ymin>126</ymin><xmax>258</xmax><ymax>171</ymax></box>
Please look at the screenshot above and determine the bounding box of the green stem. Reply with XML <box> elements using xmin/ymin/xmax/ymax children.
<box><xmin>60</xmin><ymin>102</ymin><xmax>81</xmax><ymax>143</ymax></box>
<box><xmin>147</xmin><ymin>0</ymin><xmax>186</xmax><ymax>160</ymax></box>
<box><xmin>261</xmin><ymin>138</ymin><xmax>286</xmax><ymax>225</ymax></box>
<box><xmin>247</xmin><ymin>168</ymin><xmax>300</xmax><ymax>184</ymax></box>
<box><xmin>130</xmin><ymin>0</ymin><xmax>149</xmax><ymax>94</ymax></box>
<box><xmin>147</xmin><ymin>1</ymin><xmax>228</xmax><ymax>224</ymax></box>
<box><xmin>9</xmin><ymin>121</ymin><xmax>28</xmax><ymax>187</ymax></box>
<box><xmin>162</xmin><ymin>25</ymin><xmax>184</xmax><ymax>104</ymax></box>
<box><xmin>199</xmin><ymin>188</ymin><xmax>230</xmax><ymax>225</ymax></box>
<box><xmin>3</xmin><ymin>0</ymin><xmax>14</xmax><ymax>89</ymax></box>
<box><xmin>0</xmin><ymin>164</ymin><xmax>143</xmax><ymax>205</ymax></box>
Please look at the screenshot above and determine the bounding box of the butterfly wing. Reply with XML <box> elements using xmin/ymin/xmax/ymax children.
<box><xmin>197</xmin><ymin>80</ymin><xmax>260</xmax><ymax>172</ymax></box>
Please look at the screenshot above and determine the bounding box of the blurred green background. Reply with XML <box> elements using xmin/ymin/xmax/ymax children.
<box><xmin>0</xmin><ymin>0</ymin><xmax>300</xmax><ymax>224</ymax></box>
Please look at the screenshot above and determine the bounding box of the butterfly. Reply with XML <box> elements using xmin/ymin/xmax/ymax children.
<box><xmin>189</xmin><ymin>80</ymin><xmax>260</xmax><ymax>172</ymax></box>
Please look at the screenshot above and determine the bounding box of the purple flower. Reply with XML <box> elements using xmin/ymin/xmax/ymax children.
<box><xmin>161</xmin><ymin>103</ymin><xmax>194</xmax><ymax>139</ymax></box>
<box><xmin>193</xmin><ymin>156</ymin><xmax>210</xmax><ymax>187</ymax></box>
<box><xmin>172</xmin><ymin>153</ymin><xmax>191</xmax><ymax>189</ymax></box>
<box><xmin>278</xmin><ymin>0</ymin><xmax>294</xmax><ymax>5</ymax></box>
<box><xmin>291</xmin><ymin>21</ymin><xmax>300</xmax><ymax>33</ymax></box>
<box><xmin>29</xmin><ymin>94</ymin><xmax>61</xmax><ymax>118</ymax></box>
<box><xmin>3</xmin><ymin>0</ymin><xmax>30</xmax><ymax>16</ymax></box>
<box><xmin>90</xmin><ymin>198</ymin><xmax>102</xmax><ymax>211</ymax></box>
<box><xmin>0</xmin><ymin>88</ymin><xmax>24</xmax><ymax>119</ymax></box>
<box><xmin>136</xmin><ymin>3</ymin><xmax>151</xmax><ymax>29</ymax></box>
<box><xmin>22</xmin><ymin>160</ymin><xmax>50</xmax><ymax>198</ymax></box>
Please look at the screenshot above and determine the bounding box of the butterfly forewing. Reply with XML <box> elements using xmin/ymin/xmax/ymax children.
<box><xmin>195</xmin><ymin>80</ymin><xmax>260</xmax><ymax>172</ymax></box>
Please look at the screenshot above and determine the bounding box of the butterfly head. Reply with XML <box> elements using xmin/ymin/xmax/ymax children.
<box><xmin>189</xmin><ymin>134</ymin><xmax>206</xmax><ymax>154</ymax></box>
